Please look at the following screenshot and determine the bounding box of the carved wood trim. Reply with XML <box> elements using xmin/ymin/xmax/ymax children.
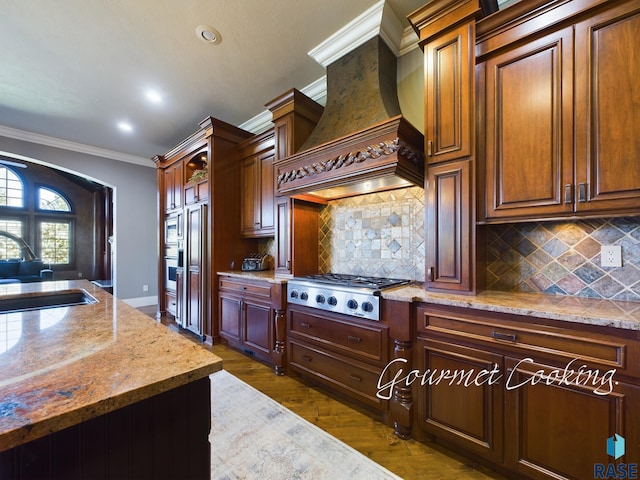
<box><xmin>276</xmin><ymin>138</ymin><xmax>422</xmax><ymax>186</ymax></box>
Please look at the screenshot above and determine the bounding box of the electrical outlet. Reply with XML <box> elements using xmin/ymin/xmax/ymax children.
<box><xmin>143</xmin><ymin>284</ymin><xmax>149</xmax><ymax>292</ymax></box>
<box><xmin>601</xmin><ymin>245</ymin><xmax>622</xmax><ymax>268</ymax></box>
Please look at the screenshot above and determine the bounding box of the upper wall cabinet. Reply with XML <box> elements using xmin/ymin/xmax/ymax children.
<box><xmin>239</xmin><ymin>130</ymin><xmax>276</xmax><ymax>238</ymax></box>
<box><xmin>479</xmin><ymin>0</ymin><xmax>640</xmax><ymax>222</ymax></box>
<box><xmin>574</xmin><ymin>1</ymin><xmax>640</xmax><ymax>214</ymax></box>
<box><xmin>410</xmin><ymin>0</ymin><xmax>480</xmax><ymax>166</ymax></box>
<box><xmin>163</xmin><ymin>160</ymin><xmax>184</xmax><ymax>213</ymax></box>
<box><xmin>425</xmin><ymin>22</ymin><xmax>475</xmax><ymax>164</ymax></box>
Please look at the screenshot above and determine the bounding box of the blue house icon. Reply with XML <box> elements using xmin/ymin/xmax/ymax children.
<box><xmin>607</xmin><ymin>434</ymin><xmax>625</xmax><ymax>460</ymax></box>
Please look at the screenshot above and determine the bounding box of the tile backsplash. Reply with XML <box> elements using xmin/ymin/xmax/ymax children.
<box><xmin>486</xmin><ymin>217</ymin><xmax>640</xmax><ymax>301</ymax></box>
<box><xmin>265</xmin><ymin>185</ymin><xmax>639</xmax><ymax>303</ymax></box>
<box><xmin>318</xmin><ymin>186</ymin><xmax>425</xmax><ymax>281</ymax></box>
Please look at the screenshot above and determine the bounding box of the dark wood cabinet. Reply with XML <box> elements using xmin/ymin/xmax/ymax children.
<box><xmin>287</xmin><ymin>305</ymin><xmax>391</xmax><ymax>411</ymax></box>
<box><xmin>154</xmin><ymin>117</ymin><xmax>253</xmax><ymax>342</ymax></box>
<box><xmin>425</xmin><ymin>159</ymin><xmax>474</xmax><ymax>292</ymax></box>
<box><xmin>424</xmin><ymin>21</ymin><xmax>475</xmax><ymax>164</ymax></box>
<box><xmin>184</xmin><ymin>179</ymin><xmax>208</xmax><ymax>206</ymax></box>
<box><xmin>504</xmin><ymin>357</ymin><xmax>640</xmax><ymax>480</ymax></box>
<box><xmin>266</xmin><ymin>89</ymin><xmax>324</xmax><ymax>276</ymax></box>
<box><xmin>479</xmin><ymin>0</ymin><xmax>640</xmax><ymax>222</ymax></box>
<box><xmin>574</xmin><ymin>0</ymin><xmax>640</xmax><ymax>214</ymax></box>
<box><xmin>482</xmin><ymin>26</ymin><xmax>574</xmax><ymax>220</ymax></box>
<box><xmin>185</xmin><ymin>204</ymin><xmax>207</xmax><ymax>338</ymax></box>
<box><xmin>274</xmin><ymin>197</ymin><xmax>319</xmax><ymax>277</ymax></box>
<box><xmin>410</xmin><ymin>0</ymin><xmax>480</xmax><ymax>294</ymax></box>
<box><xmin>163</xmin><ymin>160</ymin><xmax>183</xmax><ymax>213</ymax></box>
<box><xmin>415</xmin><ymin>336</ymin><xmax>504</xmax><ymax>463</ymax></box>
<box><xmin>218</xmin><ymin>275</ymin><xmax>286</xmax><ymax>374</ymax></box>
<box><xmin>239</xmin><ymin>130</ymin><xmax>276</xmax><ymax>237</ymax></box>
<box><xmin>414</xmin><ymin>302</ymin><xmax>640</xmax><ymax>480</ymax></box>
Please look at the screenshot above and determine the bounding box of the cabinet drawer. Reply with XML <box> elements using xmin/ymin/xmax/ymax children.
<box><xmin>288</xmin><ymin>340</ymin><xmax>387</xmax><ymax>409</ymax></box>
<box><xmin>165</xmin><ymin>292</ymin><xmax>177</xmax><ymax>316</ymax></box>
<box><xmin>219</xmin><ymin>277</ymin><xmax>272</xmax><ymax>299</ymax></box>
<box><xmin>288</xmin><ymin>307</ymin><xmax>389</xmax><ymax>366</ymax></box>
<box><xmin>417</xmin><ymin>305</ymin><xmax>629</xmax><ymax>374</ymax></box>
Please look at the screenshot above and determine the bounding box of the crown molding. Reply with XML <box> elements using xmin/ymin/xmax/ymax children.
<box><xmin>0</xmin><ymin>125</ymin><xmax>152</xmax><ymax>167</ymax></box>
<box><xmin>240</xmin><ymin>76</ymin><xmax>329</xmax><ymax>134</ymax></box>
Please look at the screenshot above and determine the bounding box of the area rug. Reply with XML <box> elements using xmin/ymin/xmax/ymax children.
<box><xmin>210</xmin><ymin>369</ymin><xmax>403</xmax><ymax>480</ymax></box>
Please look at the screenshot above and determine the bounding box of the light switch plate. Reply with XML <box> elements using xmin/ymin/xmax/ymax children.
<box><xmin>601</xmin><ymin>245</ymin><xmax>622</xmax><ymax>268</ymax></box>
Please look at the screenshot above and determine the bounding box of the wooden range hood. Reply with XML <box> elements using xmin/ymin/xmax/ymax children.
<box><xmin>274</xmin><ymin>37</ymin><xmax>424</xmax><ymax>201</ymax></box>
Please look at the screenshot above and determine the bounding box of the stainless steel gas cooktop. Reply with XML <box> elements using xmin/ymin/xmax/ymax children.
<box><xmin>286</xmin><ymin>274</ymin><xmax>410</xmax><ymax>321</ymax></box>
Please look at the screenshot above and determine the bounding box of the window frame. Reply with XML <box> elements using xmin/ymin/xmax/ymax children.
<box><xmin>0</xmin><ymin>170</ymin><xmax>76</xmax><ymax>268</ymax></box>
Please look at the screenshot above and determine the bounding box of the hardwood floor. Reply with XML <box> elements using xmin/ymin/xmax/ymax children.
<box><xmin>140</xmin><ymin>306</ymin><xmax>507</xmax><ymax>480</ymax></box>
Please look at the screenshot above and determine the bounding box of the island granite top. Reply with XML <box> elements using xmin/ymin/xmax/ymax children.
<box><xmin>0</xmin><ymin>280</ymin><xmax>222</xmax><ymax>451</ymax></box>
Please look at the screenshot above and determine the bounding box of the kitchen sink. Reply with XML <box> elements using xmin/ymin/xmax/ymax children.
<box><xmin>0</xmin><ymin>289</ymin><xmax>99</xmax><ymax>313</ymax></box>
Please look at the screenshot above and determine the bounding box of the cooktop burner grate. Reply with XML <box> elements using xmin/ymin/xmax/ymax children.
<box><xmin>300</xmin><ymin>273</ymin><xmax>410</xmax><ymax>290</ymax></box>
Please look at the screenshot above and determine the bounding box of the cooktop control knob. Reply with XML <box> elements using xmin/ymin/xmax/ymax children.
<box><xmin>290</xmin><ymin>290</ymin><xmax>298</xmax><ymax>299</ymax></box>
<box><xmin>347</xmin><ymin>299</ymin><xmax>358</xmax><ymax>310</ymax></box>
<box><xmin>300</xmin><ymin>292</ymin><xmax>309</xmax><ymax>301</ymax></box>
<box><xmin>315</xmin><ymin>294</ymin><xmax>325</xmax><ymax>304</ymax></box>
<box><xmin>361</xmin><ymin>301</ymin><xmax>374</xmax><ymax>313</ymax></box>
<box><xmin>327</xmin><ymin>296</ymin><xmax>338</xmax><ymax>306</ymax></box>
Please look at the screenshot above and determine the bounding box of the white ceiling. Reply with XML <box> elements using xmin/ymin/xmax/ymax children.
<box><xmin>0</xmin><ymin>0</ymin><xmax>426</xmax><ymax>164</ymax></box>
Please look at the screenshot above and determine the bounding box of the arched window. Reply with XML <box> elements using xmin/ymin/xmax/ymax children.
<box><xmin>0</xmin><ymin>168</ymin><xmax>74</xmax><ymax>266</ymax></box>
<box><xmin>38</xmin><ymin>187</ymin><xmax>71</xmax><ymax>212</ymax></box>
<box><xmin>0</xmin><ymin>166</ymin><xmax>24</xmax><ymax>208</ymax></box>
<box><xmin>37</xmin><ymin>186</ymin><xmax>73</xmax><ymax>265</ymax></box>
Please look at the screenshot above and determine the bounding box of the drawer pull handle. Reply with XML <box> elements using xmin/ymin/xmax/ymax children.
<box><xmin>564</xmin><ymin>184</ymin><xmax>572</xmax><ymax>204</ymax></box>
<box><xmin>300</xmin><ymin>322</ymin><xmax>311</xmax><ymax>329</ymax></box>
<box><xmin>349</xmin><ymin>374</ymin><xmax>363</xmax><ymax>383</ymax></box>
<box><xmin>492</xmin><ymin>331</ymin><xmax>517</xmax><ymax>343</ymax></box>
<box><xmin>301</xmin><ymin>355</ymin><xmax>312</xmax><ymax>363</ymax></box>
<box><xmin>348</xmin><ymin>335</ymin><xmax>362</xmax><ymax>343</ymax></box>
<box><xmin>578</xmin><ymin>183</ymin><xmax>587</xmax><ymax>203</ymax></box>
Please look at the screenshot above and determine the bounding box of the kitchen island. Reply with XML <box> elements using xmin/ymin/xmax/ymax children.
<box><xmin>0</xmin><ymin>280</ymin><xmax>222</xmax><ymax>480</ymax></box>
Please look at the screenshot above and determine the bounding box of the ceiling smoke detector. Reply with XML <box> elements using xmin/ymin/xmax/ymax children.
<box><xmin>196</xmin><ymin>25</ymin><xmax>222</xmax><ymax>44</ymax></box>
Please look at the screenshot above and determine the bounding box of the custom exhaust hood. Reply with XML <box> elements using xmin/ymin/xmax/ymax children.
<box><xmin>274</xmin><ymin>24</ymin><xmax>424</xmax><ymax>201</ymax></box>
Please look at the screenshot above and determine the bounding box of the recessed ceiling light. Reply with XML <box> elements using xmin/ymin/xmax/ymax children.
<box><xmin>117</xmin><ymin>121</ymin><xmax>133</xmax><ymax>132</ymax></box>
<box><xmin>196</xmin><ymin>25</ymin><xmax>222</xmax><ymax>44</ymax></box>
<box><xmin>145</xmin><ymin>89</ymin><xmax>162</xmax><ymax>104</ymax></box>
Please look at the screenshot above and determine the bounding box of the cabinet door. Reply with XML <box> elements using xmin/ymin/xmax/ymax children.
<box><xmin>275</xmin><ymin>196</ymin><xmax>291</xmax><ymax>275</ymax></box>
<box><xmin>259</xmin><ymin>150</ymin><xmax>275</xmax><ymax>234</ymax></box>
<box><xmin>164</xmin><ymin>161</ymin><xmax>183</xmax><ymax>212</ymax></box>
<box><xmin>575</xmin><ymin>1</ymin><xmax>640</xmax><ymax>213</ymax></box>
<box><xmin>425</xmin><ymin>22</ymin><xmax>474</xmax><ymax>164</ymax></box>
<box><xmin>504</xmin><ymin>356</ymin><xmax>640</xmax><ymax>480</ymax></box>
<box><xmin>425</xmin><ymin>159</ymin><xmax>473</xmax><ymax>292</ymax></box>
<box><xmin>219</xmin><ymin>294</ymin><xmax>241</xmax><ymax>342</ymax></box>
<box><xmin>415</xmin><ymin>337</ymin><xmax>504</xmax><ymax>463</ymax></box>
<box><xmin>243</xmin><ymin>300</ymin><xmax>272</xmax><ymax>355</ymax></box>
<box><xmin>483</xmin><ymin>27</ymin><xmax>574</xmax><ymax>220</ymax></box>
<box><xmin>185</xmin><ymin>204</ymin><xmax>206</xmax><ymax>337</ymax></box>
<box><xmin>175</xmin><ymin>267</ymin><xmax>183</xmax><ymax>326</ymax></box>
<box><xmin>240</xmin><ymin>156</ymin><xmax>259</xmax><ymax>235</ymax></box>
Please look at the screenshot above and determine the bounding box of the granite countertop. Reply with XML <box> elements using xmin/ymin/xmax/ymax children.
<box><xmin>382</xmin><ymin>284</ymin><xmax>640</xmax><ymax>331</ymax></box>
<box><xmin>0</xmin><ymin>280</ymin><xmax>223</xmax><ymax>451</ymax></box>
<box><xmin>217</xmin><ymin>270</ymin><xmax>288</xmax><ymax>283</ymax></box>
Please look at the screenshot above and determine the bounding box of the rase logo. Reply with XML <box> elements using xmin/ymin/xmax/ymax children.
<box><xmin>594</xmin><ymin>434</ymin><xmax>638</xmax><ymax>479</ymax></box>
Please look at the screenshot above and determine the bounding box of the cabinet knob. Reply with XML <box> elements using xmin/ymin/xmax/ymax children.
<box><xmin>427</xmin><ymin>140</ymin><xmax>433</xmax><ymax>157</ymax></box>
<box><xmin>427</xmin><ymin>267</ymin><xmax>434</xmax><ymax>282</ymax></box>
